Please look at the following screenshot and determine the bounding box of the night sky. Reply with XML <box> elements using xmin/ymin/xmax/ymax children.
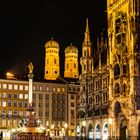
<box><xmin>0</xmin><ymin>1</ymin><xmax>107</xmax><ymax>79</ymax></box>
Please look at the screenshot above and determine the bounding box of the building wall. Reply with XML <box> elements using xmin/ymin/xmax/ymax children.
<box><xmin>0</xmin><ymin>78</ymin><xmax>79</xmax><ymax>139</ymax></box>
<box><xmin>107</xmin><ymin>0</ymin><xmax>140</xmax><ymax>139</ymax></box>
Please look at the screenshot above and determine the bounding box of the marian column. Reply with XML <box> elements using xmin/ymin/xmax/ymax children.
<box><xmin>28</xmin><ymin>62</ymin><xmax>34</xmax><ymax>106</ymax></box>
<box><xmin>27</xmin><ymin>62</ymin><xmax>35</xmax><ymax>127</ymax></box>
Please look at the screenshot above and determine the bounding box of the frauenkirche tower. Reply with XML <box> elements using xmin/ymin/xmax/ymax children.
<box><xmin>64</xmin><ymin>43</ymin><xmax>79</xmax><ymax>78</ymax></box>
<box><xmin>44</xmin><ymin>38</ymin><xmax>60</xmax><ymax>80</ymax></box>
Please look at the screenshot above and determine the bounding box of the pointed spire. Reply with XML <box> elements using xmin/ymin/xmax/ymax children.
<box><xmin>83</xmin><ymin>18</ymin><xmax>91</xmax><ymax>46</ymax></box>
<box><xmin>86</xmin><ymin>18</ymin><xmax>89</xmax><ymax>33</ymax></box>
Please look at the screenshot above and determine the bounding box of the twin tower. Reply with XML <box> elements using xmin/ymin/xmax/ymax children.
<box><xmin>44</xmin><ymin>38</ymin><xmax>79</xmax><ymax>80</ymax></box>
<box><xmin>44</xmin><ymin>19</ymin><xmax>91</xmax><ymax>80</ymax></box>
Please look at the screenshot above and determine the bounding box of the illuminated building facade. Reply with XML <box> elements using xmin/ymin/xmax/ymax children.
<box><xmin>0</xmin><ymin>79</ymin><xmax>29</xmax><ymax>139</ymax></box>
<box><xmin>77</xmin><ymin>18</ymin><xmax>109</xmax><ymax>140</ymax></box>
<box><xmin>107</xmin><ymin>0</ymin><xmax>140</xmax><ymax>139</ymax></box>
<box><xmin>0</xmin><ymin>78</ymin><xmax>79</xmax><ymax>139</ymax></box>
<box><xmin>44</xmin><ymin>38</ymin><xmax>60</xmax><ymax>80</ymax></box>
<box><xmin>64</xmin><ymin>43</ymin><xmax>79</xmax><ymax>78</ymax></box>
<box><xmin>77</xmin><ymin>0</ymin><xmax>140</xmax><ymax>140</ymax></box>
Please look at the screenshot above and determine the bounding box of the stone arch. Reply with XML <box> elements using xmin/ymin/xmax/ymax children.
<box><xmin>88</xmin><ymin>123</ymin><xmax>94</xmax><ymax>140</ymax></box>
<box><xmin>102</xmin><ymin>122</ymin><xmax>108</xmax><ymax>140</ymax></box>
<box><xmin>120</xmin><ymin>119</ymin><xmax>127</xmax><ymax>140</ymax></box>
<box><xmin>95</xmin><ymin>123</ymin><xmax>101</xmax><ymax>140</ymax></box>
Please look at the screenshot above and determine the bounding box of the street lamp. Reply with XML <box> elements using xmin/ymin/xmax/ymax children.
<box><xmin>82</xmin><ymin>121</ymin><xmax>86</xmax><ymax>139</ymax></box>
<box><xmin>64</xmin><ymin>123</ymin><xmax>68</xmax><ymax>136</ymax></box>
<box><xmin>108</xmin><ymin>118</ymin><xmax>112</xmax><ymax>140</ymax></box>
<box><xmin>51</xmin><ymin>124</ymin><xmax>54</xmax><ymax>136</ymax></box>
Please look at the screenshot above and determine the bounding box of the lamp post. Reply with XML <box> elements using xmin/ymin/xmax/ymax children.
<box><xmin>82</xmin><ymin>121</ymin><xmax>86</xmax><ymax>140</ymax></box>
<box><xmin>108</xmin><ymin>118</ymin><xmax>112</xmax><ymax>140</ymax></box>
<box><xmin>64</xmin><ymin>123</ymin><xmax>68</xmax><ymax>136</ymax></box>
<box><xmin>51</xmin><ymin>124</ymin><xmax>54</xmax><ymax>136</ymax></box>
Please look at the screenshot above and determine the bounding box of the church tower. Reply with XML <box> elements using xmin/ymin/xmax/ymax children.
<box><xmin>80</xmin><ymin>18</ymin><xmax>93</xmax><ymax>75</ymax></box>
<box><xmin>107</xmin><ymin>0</ymin><xmax>140</xmax><ymax>139</ymax></box>
<box><xmin>44</xmin><ymin>38</ymin><xmax>60</xmax><ymax>80</ymax></box>
<box><xmin>64</xmin><ymin>43</ymin><xmax>79</xmax><ymax>78</ymax></box>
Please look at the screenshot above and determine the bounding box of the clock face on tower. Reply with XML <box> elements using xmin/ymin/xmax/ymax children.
<box><xmin>115</xmin><ymin>12</ymin><xmax>127</xmax><ymax>54</ymax></box>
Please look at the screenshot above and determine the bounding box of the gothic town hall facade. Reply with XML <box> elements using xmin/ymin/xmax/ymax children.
<box><xmin>77</xmin><ymin>0</ymin><xmax>140</xmax><ymax>140</ymax></box>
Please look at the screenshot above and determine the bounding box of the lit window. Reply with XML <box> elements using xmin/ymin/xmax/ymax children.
<box><xmin>13</xmin><ymin>110</ymin><xmax>18</xmax><ymax>117</ymax></box>
<box><xmin>53</xmin><ymin>87</ymin><xmax>56</xmax><ymax>92</ymax></box>
<box><xmin>8</xmin><ymin>120</ymin><xmax>12</xmax><ymax>126</ymax></box>
<box><xmin>8</xmin><ymin>84</ymin><xmax>12</xmax><ymax>90</ymax></box>
<box><xmin>57</xmin><ymin>88</ymin><xmax>60</xmax><ymax>93</ymax></box>
<box><xmin>13</xmin><ymin>120</ymin><xmax>17</xmax><ymax>126</ymax></box>
<box><xmin>2</xmin><ymin>120</ymin><xmax>6</xmax><ymax>126</ymax></box>
<box><xmin>0</xmin><ymin>101</ymin><xmax>1</xmax><ymax>106</ymax></box>
<box><xmin>40</xmin><ymin>86</ymin><xmax>43</xmax><ymax>91</ymax></box>
<box><xmin>8</xmin><ymin>110</ymin><xmax>12</xmax><ymax>118</ymax></box>
<box><xmin>3</xmin><ymin>84</ymin><xmax>7</xmax><ymax>89</ymax></box>
<box><xmin>19</xmin><ymin>111</ymin><xmax>23</xmax><ymax>117</ymax></box>
<box><xmin>62</xmin><ymin>88</ymin><xmax>65</xmax><ymax>92</ymax></box>
<box><xmin>3</xmin><ymin>93</ymin><xmax>7</xmax><ymax>98</ymax></box>
<box><xmin>19</xmin><ymin>94</ymin><xmax>23</xmax><ymax>99</ymax></box>
<box><xmin>46</xmin><ymin>86</ymin><xmax>49</xmax><ymax>91</ymax></box>
<box><xmin>14</xmin><ymin>85</ymin><xmax>18</xmax><ymax>90</ymax></box>
<box><xmin>2</xmin><ymin>101</ymin><xmax>6</xmax><ymax>107</ymax></box>
<box><xmin>0</xmin><ymin>84</ymin><xmax>1</xmax><ymax>89</ymax></box>
<box><xmin>0</xmin><ymin>93</ymin><xmax>1</xmax><ymax>98</ymax></box>
<box><xmin>25</xmin><ymin>94</ymin><xmax>28</xmax><ymax>99</ymax></box>
<box><xmin>25</xmin><ymin>85</ymin><xmax>28</xmax><ymax>91</ymax></box>
<box><xmin>19</xmin><ymin>85</ymin><xmax>23</xmax><ymax>90</ymax></box>
<box><xmin>2</xmin><ymin>110</ymin><xmax>6</xmax><ymax>118</ymax></box>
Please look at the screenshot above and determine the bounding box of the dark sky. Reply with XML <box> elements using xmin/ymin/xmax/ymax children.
<box><xmin>0</xmin><ymin>1</ymin><xmax>107</xmax><ymax>79</ymax></box>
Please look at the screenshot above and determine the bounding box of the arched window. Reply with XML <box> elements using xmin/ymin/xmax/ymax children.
<box><xmin>67</xmin><ymin>63</ymin><xmax>69</xmax><ymax>69</ymax></box>
<box><xmin>114</xmin><ymin>82</ymin><xmax>120</xmax><ymax>94</ymax></box>
<box><xmin>74</xmin><ymin>63</ymin><xmax>76</xmax><ymax>68</ymax></box>
<box><xmin>115</xmin><ymin>102</ymin><xmax>121</xmax><ymax>116</ymax></box>
<box><xmin>114</xmin><ymin>64</ymin><xmax>120</xmax><ymax>78</ymax></box>
<box><xmin>54</xmin><ymin>58</ymin><xmax>57</xmax><ymax>64</ymax></box>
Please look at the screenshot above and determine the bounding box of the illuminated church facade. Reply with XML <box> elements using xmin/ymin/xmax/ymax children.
<box><xmin>44</xmin><ymin>39</ymin><xmax>79</xmax><ymax>80</ymax></box>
